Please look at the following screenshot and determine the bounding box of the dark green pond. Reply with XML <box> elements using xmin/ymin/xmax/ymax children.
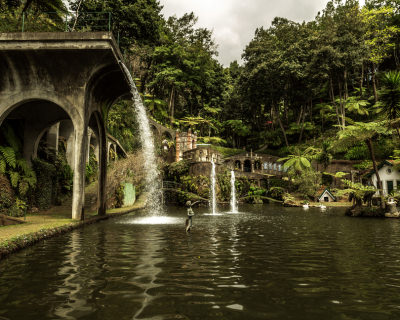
<box><xmin>1</xmin><ymin>205</ymin><xmax>400</xmax><ymax>320</ymax></box>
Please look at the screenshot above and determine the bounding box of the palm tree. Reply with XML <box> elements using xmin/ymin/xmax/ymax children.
<box><xmin>278</xmin><ymin>147</ymin><xmax>313</xmax><ymax>173</ymax></box>
<box><xmin>378</xmin><ymin>71</ymin><xmax>400</xmax><ymax>138</ymax></box>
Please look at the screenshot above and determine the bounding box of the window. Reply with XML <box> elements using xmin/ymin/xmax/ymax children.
<box><xmin>324</xmin><ymin>196</ymin><xmax>329</xmax><ymax>202</ymax></box>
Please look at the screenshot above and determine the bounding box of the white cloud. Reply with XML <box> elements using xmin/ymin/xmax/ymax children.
<box><xmin>159</xmin><ymin>0</ymin><xmax>366</xmax><ymax>66</ymax></box>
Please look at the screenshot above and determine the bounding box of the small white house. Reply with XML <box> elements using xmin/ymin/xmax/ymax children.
<box><xmin>366</xmin><ymin>160</ymin><xmax>400</xmax><ymax>196</ymax></box>
<box><xmin>317</xmin><ymin>188</ymin><xmax>336</xmax><ymax>202</ymax></box>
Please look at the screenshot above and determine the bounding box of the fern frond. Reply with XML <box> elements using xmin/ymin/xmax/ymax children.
<box><xmin>0</xmin><ymin>159</ymin><xmax>6</xmax><ymax>174</ymax></box>
<box><xmin>0</xmin><ymin>146</ymin><xmax>16</xmax><ymax>169</ymax></box>
<box><xmin>16</xmin><ymin>158</ymin><xmax>31</xmax><ymax>175</ymax></box>
<box><xmin>23</xmin><ymin>174</ymin><xmax>37</xmax><ymax>188</ymax></box>
<box><xmin>9</xmin><ymin>171</ymin><xmax>19</xmax><ymax>188</ymax></box>
<box><xmin>18</xmin><ymin>181</ymin><xmax>29</xmax><ymax>196</ymax></box>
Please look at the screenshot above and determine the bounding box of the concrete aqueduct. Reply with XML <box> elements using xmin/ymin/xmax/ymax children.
<box><xmin>0</xmin><ymin>32</ymin><xmax>132</xmax><ymax>219</ymax></box>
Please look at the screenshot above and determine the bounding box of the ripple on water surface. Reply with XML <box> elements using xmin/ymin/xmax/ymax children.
<box><xmin>1</xmin><ymin>205</ymin><xmax>400</xmax><ymax>320</ymax></box>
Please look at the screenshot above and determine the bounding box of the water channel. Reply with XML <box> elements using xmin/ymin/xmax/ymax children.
<box><xmin>1</xmin><ymin>205</ymin><xmax>400</xmax><ymax>319</ymax></box>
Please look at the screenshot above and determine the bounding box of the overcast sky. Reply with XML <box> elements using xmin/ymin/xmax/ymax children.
<box><xmin>159</xmin><ymin>0</ymin><xmax>366</xmax><ymax>66</ymax></box>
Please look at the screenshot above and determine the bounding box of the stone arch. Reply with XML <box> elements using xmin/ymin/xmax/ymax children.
<box><xmin>162</xmin><ymin>130</ymin><xmax>173</xmax><ymax>140</ymax></box>
<box><xmin>0</xmin><ymin>92</ymin><xmax>81</xmax><ymax>128</ymax></box>
<box><xmin>244</xmin><ymin>159</ymin><xmax>252</xmax><ymax>173</ymax></box>
<box><xmin>254</xmin><ymin>160</ymin><xmax>262</xmax><ymax>170</ymax></box>
<box><xmin>151</xmin><ymin>124</ymin><xmax>159</xmax><ymax>137</ymax></box>
<box><xmin>234</xmin><ymin>160</ymin><xmax>242</xmax><ymax>170</ymax></box>
<box><xmin>0</xmin><ymin>99</ymin><xmax>76</xmax><ymax>162</ymax></box>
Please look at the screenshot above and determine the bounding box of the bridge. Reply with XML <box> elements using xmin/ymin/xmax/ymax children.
<box><xmin>0</xmin><ymin>32</ymin><xmax>132</xmax><ymax>219</ymax></box>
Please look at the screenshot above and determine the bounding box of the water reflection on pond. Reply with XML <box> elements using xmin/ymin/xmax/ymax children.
<box><xmin>1</xmin><ymin>204</ymin><xmax>400</xmax><ymax>319</ymax></box>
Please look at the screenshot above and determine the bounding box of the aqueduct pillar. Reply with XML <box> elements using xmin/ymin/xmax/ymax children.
<box><xmin>0</xmin><ymin>32</ymin><xmax>131</xmax><ymax>219</ymax></box>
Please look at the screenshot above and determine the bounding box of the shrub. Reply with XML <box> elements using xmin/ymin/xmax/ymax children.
<box><xmin>164</xmin><ymin>160</ymin><xmax>190</xmax><ymax>182</ymax></box>
<box><xmin>268</xmin><ymin>187</ymin><xmax>285</xmax><ymax>200</ymax></box>
<box><xmin>290</xmin><ymin>169</ymin><xmax>321</xmax><ymax>199</ymax></box>
<box><xmin>0</xmin><ymin>174</ymin><xmax>14</xmax><ymax>213</ymax></box>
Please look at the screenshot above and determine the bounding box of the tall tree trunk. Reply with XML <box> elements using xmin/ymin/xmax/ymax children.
<box><xmin>297</xmin><ymin>105</ymin><xmax>303</xmax><ymax>125</ymax></box>
<box><xmin>169</xmin><ymin>87</ymin><xmax>175</xmax><ymax>124</ymax></box>
<box><xmin>360</xmin><ymin>63</ymin><xmax>364</xmax><ymax>96</ymax></box>
<box><xmin>366</xmin><ymin>138</ymin><xmax>384</xmax><ymax>208</ymax></box>
<box><xmin>372</xmin><ymin>63</ymin><xmax>378</xmax><ymax>103</ymax></box>
<box><xmin>298</xmin><ymin>108</ymin><xmax>306</xmax><ymax>144</ymax></box>
<box><xmin>330</xmin><ymin>77</ymin><xmax>341</xmax><ymax>129</ymax></box>
<box><xmin>71</xmin><ymin>0</ymin><xmax>83</xmax><ymax>31</ymax></box>
<box><xmin>22</xmin><ymin>0</ymin><xmax>34</xmax><ymax>13</ymax></box>
<box><xmin>273</xmin><ymin>104</ymin><xmax>289</xmax><ymax>147</ymax></box>
<box><xmin>344</xmin><ymin>69</ymin><xmax>349</xmax><ymax>100</ymax></box>
<box><xmin>338</xmin><ymin>80</ymin><xmax>345</xmax><ymax>130</ymax></box>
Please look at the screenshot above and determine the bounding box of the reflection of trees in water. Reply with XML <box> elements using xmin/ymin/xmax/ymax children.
<box><xmin>53</xmin><ymin>231</ymin><xmax>89</xmax><ymax>319</ymax></box>
<box><xmin>132</xmin><ymin>229</ymin><xmax>164</xmax><ymax>320</ymax></box>
<box><xmin>52</xmin><ymin>227</ymin><xmax>109</xmax><ymax>319</ymax></box>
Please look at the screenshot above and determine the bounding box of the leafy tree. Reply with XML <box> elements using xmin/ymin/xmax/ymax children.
<box><xmin>68</xmin><ymin>0</ymin><xmax>163</xmax><ymax>50</ymax></box>
<box><xmin>337</xmin><ymin>121</ymin><xmax>391</xmax><ymax>206</ymax></box>
<box><xmin>362</xmin><ymin>5</ymin><xmax>400</xmax><ymax>100</ymax></box>
<box><xmin>377</xmin><ymin>70</ymin><xmax>400</xmax><ymax>137</ymax></box>
<box><xmin>148</xmin><ymin>13</ymin><xmax>225</xmax><ymax>127</ymax></box>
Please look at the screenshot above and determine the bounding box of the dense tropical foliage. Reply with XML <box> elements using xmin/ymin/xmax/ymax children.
<box><xmin>1</xmin><ymin>0</ymin><xmax>400</xmax><ymax>209</ymax></box>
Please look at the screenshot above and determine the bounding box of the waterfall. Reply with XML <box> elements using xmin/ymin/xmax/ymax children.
<box><xmin>210</xmin><ymin>159</ymin><xmax>217</xmax><ymax>215</ymax></box>
<box><xmin>121</xmin><ymin>63</ymin><xmax>162</xmax><ymax>215</ymax></box>
<box><xmin>230</xmin><ymin>170</ymin><xmax>238</xmax><ymax>213</ymax></box>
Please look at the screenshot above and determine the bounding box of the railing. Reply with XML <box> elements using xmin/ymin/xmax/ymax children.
<box><xmin>0</xmin><ymin>11</ymin><xmax>112</xmax><ymax>33</ymax></box>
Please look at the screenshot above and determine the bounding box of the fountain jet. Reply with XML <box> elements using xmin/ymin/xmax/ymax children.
<box><xmin>230</xmin><ymin>170</ymin><xmax>238</xmax><ymax>213</ymax></box>
<box><xmin>210</xmin><ymin>160</ymin><xmax>217</xmax><ymax>215</ymax></box>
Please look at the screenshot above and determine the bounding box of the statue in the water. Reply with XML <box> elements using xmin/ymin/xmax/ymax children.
<box><xmin>185</xmin><ymin>200</ymin><xmax>199</xmax><ymax>233</ymax></box>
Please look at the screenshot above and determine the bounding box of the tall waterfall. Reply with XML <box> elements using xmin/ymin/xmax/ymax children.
<box><xmin>210</xmin><ymin>160</ymin><xmax>217</xmax><ymax>215</ymax></box>
<box><xmin>121</xmin><ymin>63</ymin><xmax>162</xmax><ymax>215</ymax></box>
<box><xmin>230</xmin><ymin>170</ymin><xmax>238</xmax><ymax>213</ymax></box>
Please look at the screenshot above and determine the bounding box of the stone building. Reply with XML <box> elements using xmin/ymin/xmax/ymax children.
<box><xmin>183</xmin><ymin>144</ymin><xmax>222</xmax><ymax>176</ymax></box>
<box><xmin>175</xmin><ymin>129</ymin><xmax>197</xmax><ymax>162</ymax></box>
<box><xmin>224</xmin><ymin>152</ymin><xmax>285</xmax><ymax>176</ymax></box>
<box><xmin>365</xmin><ymin>160</ymin><xmax>400</xmax><ymax>196</ymax></box>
